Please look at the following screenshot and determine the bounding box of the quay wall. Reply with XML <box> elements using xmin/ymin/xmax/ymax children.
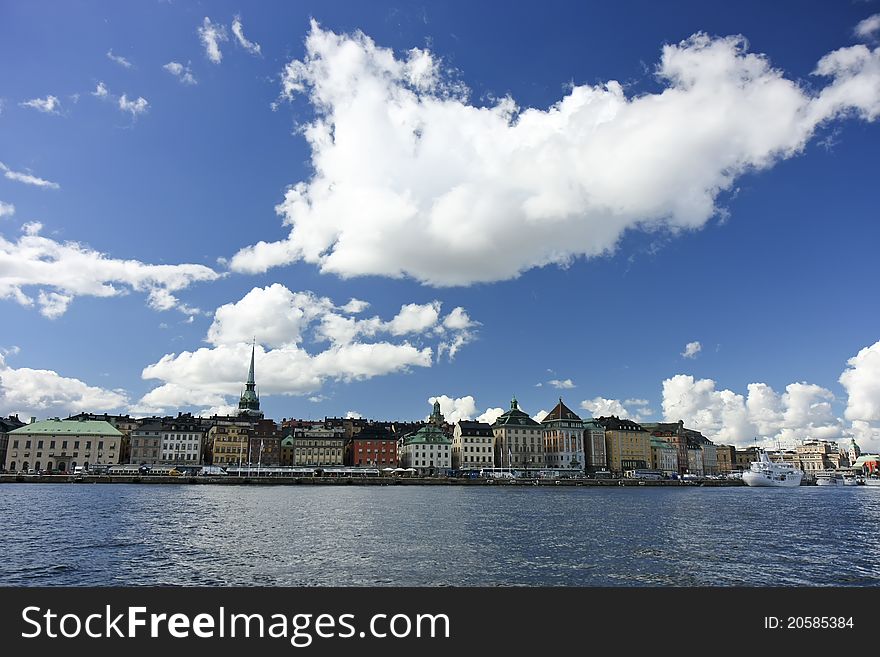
<box><xmin>0</xmin><ymin>474</ymin><xmax>746</xmax><ymax>487</ymax></box>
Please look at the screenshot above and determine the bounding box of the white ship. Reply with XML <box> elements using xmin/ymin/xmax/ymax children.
<box><xmin>742</xmin><ymin>450</ymin><xmax>803</xmax><ymax>487</ymax></box>
<box><xmin>815</xmin><ymin>471</ymin><xmax>844</xmax><ymax>486</ymax></box>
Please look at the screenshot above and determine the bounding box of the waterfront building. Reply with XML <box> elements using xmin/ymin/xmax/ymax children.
<box><xmin>400</xmin><ymin>401</ymin><xmax>452</xmax><ymax>475</ymax></box>
<box><xmin>5</xmin><ymin>418</ymin><xmax>122</xmax><ymax>473</ymax></box>
<box><xmin>491</xmin><ymin>397</ymin><xmax>546</xmax><ymax>470</ymax></box>
<box><xmin>237</xmin><ymin>341</ymin><xmax>264</xmax><ymax>420</ymax></box>
<box><xmin>67</xmin><ymin>412</ymin><xmax>140</xmax><ymax>464</ymax></box>
<box><xmin>687</xmin><ymin>445</ymin><xmax>705</xmax><ymax>476</ymax></box>
<box><xmin>642</xmin><ymin>421</ymin><xmax>716</xmax><ymax>475</ymax></box>
<box><xmin>734</xmin><ymin>447</ymin><xmax>759</xmax><ymax>471</ymax></box>
<box><xmin>452</xmin><ymin>420</ymin><xmax>495</xmax><ymax>470</ymax></box>
<box><xmin>0</xmin><ymin>414</ymin><xmax>26</xmax><ymax>470</ymax></box>
<box><xmin>280</xmin><ymin>435</ymin><xmax>294</xmax><ymax>466</ymax></box>
<box><xmin>249</xmin><ymin>419</ymin><xmax>281</xmax><ymax>467</ymax></box>
<box><xmin>129</xmin><ymin>421</ymin><xmax>163</xmax><ymax>465</ymax></box>
<box><xmin>583</xmin><ymin>419</ymin><xmax>607</xmax><ymax>472</ymax></box>
<box><xmin>852</xmin><ymin>454</ymin><xmax>880</xmax><ymax>474</ymax></box>
<box><xmin>346</xmin><ymin>424</ymin><xmax>398</xmax><ymax>468</ymax></box>
<box><xmin>848</xmin><ymin>438</ymin><xmax>861</xmax><ymax>465</ymax></box>
<box><xmin>541</xmin><ymin>398</ymin><xmax>586</xmax><ymax>471</ymax></box>
<box><xmin>597</xmin><ymin>416</ymin><xmax>651</xmax><ymax>475</ymax></box>
<box><xmin>715</xmin><ymin>444</ymin><xmax>736</xmax><ymax>473</ymax></box>
<box><xmin>287</xmin><ymin>426</ymin><xmax>345</xmax><ymax>467</ymax></box>
<box><xmin>209</xmin><ymin>424</ymin><xmax>251</xmax><ymax>466</ymax></box>
<box><xmin>795</xmin><ymin>440</ymin><xmax>846</xmax><ymax>473</ymax></box>
<box><xmin>158</xmin><ymin>418</ymin><xmax>205</xmax><ymax>466</ymax></box>
<box><xmin>650</xmin><ymin>436</ymin><xmax>678</xmax><ymax>476</ymax></box>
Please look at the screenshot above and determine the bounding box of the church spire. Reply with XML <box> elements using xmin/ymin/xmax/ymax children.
<box><xmin>238</xmin><ymin>338</ymin><xmax>263</xmax><ymax>419</ymax></box>
<box><xmin>247</xmin><ymin>337</ymin><xmax>256</xmax><ymax>387</ymax></box>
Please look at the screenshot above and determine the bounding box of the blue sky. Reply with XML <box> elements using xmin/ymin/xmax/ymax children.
<box><xmin>2</xmin><ymin>1</ymin><xmax>880</xmax><ymax>449</ymax></box>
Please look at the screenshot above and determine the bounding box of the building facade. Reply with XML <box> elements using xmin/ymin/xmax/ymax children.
<box><xmin>209</xmin><ymin>424</ymin><xmax>251</xmax><ymax>466</ymax></box>
<box><xmin>0</xmin><ymin>414</ymin><xmax>26</xmax><ymax>470</ymax></box>
<box><xmin>5</xmin><ymin>418</ymin><xmax>123</xmax><ymax>473</ymax></box>
<box><xmin>287</xmin><ymin>427</ymin><xmax>345</xmax><ymax>467</ymax></box>
<box><xmin>452</xmin><ymin>420</ymin><xmax>495</xmax><ymax>470</ymax></box>
<box><xmin>650</xmin><ymin>436</ymin><xmax>679</xmax><ymax>475</ymax></box>
<box><xmin>491</xmin><ymin>397</ymin><xmax>546</xmax><ymax>470</ymax></box>
<box><xmin>597</xmin><ymin>416</ymin><xmax>651</xmax><ymax>474</ymax></box>
<box><xmin>249</xmin><ymin>419</ymin><xmax>281</xmax><ymax>467</ymax></box>
<box><xmin>346</xmin><ymin>424</ymin><xmax>398</xmax><ymax>467</ymax></box>
<box><xmin>399</xmin><ymin>401</ymin><xmax>452</xmax><ymax>475</ymax></box>
<box><xmin>129</xmin><ymin>422</ymin><xmax>163</xmax><ymax>465</ymax></box>
<box><xmin>541</xmin><ymin>398</ymin><xmax>586</xmax><ymax>471</ymax></box>
<box><xmin>583</xmin><ymin>419</ymin><xmax>607</xmax><ymax>472</ymax></box>
<box><xmin>158</xmin><ymin>419</ymin><xmax>205</xmax><ymax>466</ymax></box>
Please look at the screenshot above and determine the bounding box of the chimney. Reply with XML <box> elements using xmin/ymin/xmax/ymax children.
<box><xmin>30</xmin><ymin>416</ymin><xmax>36</xmax><ymax>424</ymax></box>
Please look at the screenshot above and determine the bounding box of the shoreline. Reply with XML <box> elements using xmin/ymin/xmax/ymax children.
<box><xmin>0</xmin><ymin>474</ymin><xmax>745</xmax><ymax>486</ymax></box>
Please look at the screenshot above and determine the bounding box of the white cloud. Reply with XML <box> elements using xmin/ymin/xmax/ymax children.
<box><xmin>0</xmin><ymin>223</ymin><xmax>219</xmax><ymax>318</ymax></box>
<box><xmin>345</xmin><ymin>410</ymin><xmax>363</xmax><ymax>419</ymax></box>
<box><xmin>682</xmin><ymin>341</ymin><xmax>702</xmax><ymax>359</ymax></box>
<box><xmin>855</xmin><ymin>14</ymin><xmax>880</xmax><ymax>40</ymax></box>
<box><xmin>839</xmin><ymin>339</ymin><xmax>880</xmax><ymax>424</ymax></box>
<box><xmin>0</xmin><ymin>161</ymin><xmax>60</xmax><ymax>189</ymax></box>
<box><xmin>661</xmin><ymin>374</ymin><xmax>848</xmax><ymax>447</ymax></box>
<box><xmin>0</xmin><ymin>201</ymin><xmax>14</xmax><ymax>218</ymax></box>
<box><xmin>429</xmin><ymin>395</ymin><xmax>477</xmax><ymax>423</ymax></box>
<box><xmin>106</xmin><ymin>49</ymin><xmax>132</xmax><ymax>68</ymax></box>
<box><xmin>532</xmin><ymin>409</ymin><xmax>549</xmax><ymax>423</ymax></box>
<box><xmin>92</xmin><ymin>82</ymin><xmax>109</xmax><ymax>98</ymax></box>
<box><xmin>0</xmin><ymin>351</ymin><xmax>129</xmax><ymax>418</ymax></box>
<box><xmin>231</xmin><ymin>15</ymin><xmax>262</xmax><ymax>56</ymax></box>
<box><xmin>548</xmin><ymin>378</ymin><xmax>575</xmax><ymax>389</ymax></box>
<box><xmin>477</xmin><ymin>407</ymin><xmax>504</xmax><ymax>425</ymax></box>
<box><xmin>580</xmin><ymin>396</ymin><xmax>637</xmax><ymax>419</ymax></box>
<box><xmin>230</xmin><ymin>23</ymin><xmax>880</xmax><ymax>285</ymax></box>
<box><xmin>20</xmin><ymin>95</ymin><xmax>61</xmax><ymax>114</ymax></box>
<box><xmin>340</xmin><ymin>298</ymin><xmax>369</xmax><ymax>314</ymax></box>
<box><xmin>163</xmin><ymin>61</ymin><xmax>197</xmax><ymax>85</ymax></box>
<box><xmin>134</xmin><ymin>286</ymin><xmax>476</xmax><ymax>413</ymax></box>
<box><xmin>118</xmin><ymin>94</ymin><xmax>148</xmax><ymax>117</ymax></box>
<box><xmin>198</xmin><ymin>17</ymin><xmax>228</xmax><ymax>64</ymax></box>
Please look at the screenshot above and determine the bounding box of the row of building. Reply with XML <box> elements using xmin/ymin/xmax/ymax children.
<box><xmin>2</xmin><ymin>345</ymin><xmax>876</xmax><ymax>477</ymax></box>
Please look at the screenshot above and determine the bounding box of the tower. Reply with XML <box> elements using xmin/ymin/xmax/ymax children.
<box><xmin>238</xmin><ymin>340</ymin><xmax>264</xmax><ymax>419</ymax></box>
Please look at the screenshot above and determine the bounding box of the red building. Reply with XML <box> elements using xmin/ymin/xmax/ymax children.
<box><xmin>346</xmin><ymin>424</ymin><xmax>398</xmax><ymax>467</ymax></box>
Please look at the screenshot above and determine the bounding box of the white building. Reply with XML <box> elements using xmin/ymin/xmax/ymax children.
<box><xmin>452</xmin><ymin>421</ymin><xmax>495</xmax><ymax>470</ymax></box>
<box><xmin>541</xmin><ymin>398</ymin><xmax>586</xmax><ymax>471</ymax></box>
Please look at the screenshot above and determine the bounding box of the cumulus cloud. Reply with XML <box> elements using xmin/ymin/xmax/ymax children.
<box><xmin>682</xmin><ymin>341</ymin><xmax>702</xmax><ymax>359</ymax></box>
<box><xmin>532</xmin><ymin>409</ymin><xmax>549</xmax><ymax>423</ymax></box>
<box><xmin>0</xmin><ymin>201</ymin><xmax>14</xmax><ymax>218</ymax></box>
<box><xmin>839</xmin><ymin>339</ymin><xmax>880</xmax><ymax>425</ymax></box>
<box><xmin>198</xmin><ymin>17</ymin><xmax>228</xmax><ymax>64</ymax></box>
<box><xmin>345</xmin><ymin>410</ymin><xmax>363</xmax><ymax>419</ymax></box>
<box><xmin>0</xmin><ymin>161</ymin><xmax>60</xmax><ymax>189</ymax></box>
<box><xmin>106</xmin><ymin>49</ymin><xmax>132</xmax><ymax>68</ymax></box>
<box><xmin>163</xmin><ymin>61</ymin><xmax>197</xmax><ymax>85</ymax></box>
<box><xmin>428</xmin><ymin>395</ymin><xmax>476</xmax><ymax>423</ymax></box>
<box><xmin>0</xmin><ymin>223</ymin><xmax>219</xmax><ymax>318</ymax></box>
<box><xmin>92</xmin><ymin>81</ymin><xmax>109</xmax><ymax>98</ymax></box>
<box><xmin>230</xmin><ymin>22</ymin><xmax>880</xmax><ymax>285</ymax></box>
<box><xmin>855</xmin><ymin>14</ymin><xmax>880</xmax><ymax>41</ymax></box>
<box><xmin>0</xmin><ymin>351</ymin><xmax>129</xmax><ymax>418</ymax></box>
<box><xmin>118</xmin><ymin>94</ymin><xmax>149</xmax><ymax>117</ymax></box>
<box><xmin>661</xmin><ymin>375</ymin><xmax>848</xmax><ymax>447</ymax></box>
<box><xmin>548</xmin><ymin>378</ymin><xmax>575</xmax><ymax>389</ymax></box>
<box><xmin>133</xmin><ymin>286</ymin><xmax>477</xmax><ymax>413</ymax></box>
<box><xmin>232</xmin><ymin>15</ymin><xmax>262</xmax><ymax>56</ymax></box>
<box><xmin>20</xmin><ymin>95</ymin><xmax>61</xmax><ymax>114</ymax></box>
<box><xmin>580</xmin><ymin>396</ymin><xmax>640</xmax><ymax>420</ymax></box>
<box><xmin>478</xmin><ymin>407</ymin><xmax>504</xmax><ymax>425</ymax></box>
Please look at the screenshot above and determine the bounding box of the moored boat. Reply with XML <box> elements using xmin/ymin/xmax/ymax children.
<box><xmin>742</xmin><ymin>450</ymin><xmax>803</xmax><ymax>487</ymax></box>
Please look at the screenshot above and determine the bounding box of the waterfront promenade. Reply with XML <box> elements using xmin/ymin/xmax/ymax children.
<box><xmin>0</xmin><ymin>473</ymin><xmax>743</xmax><ymax>486</ymax></box>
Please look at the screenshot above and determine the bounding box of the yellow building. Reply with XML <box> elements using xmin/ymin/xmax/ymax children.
<box><xmin>598</xmin><ymin>416</ymin><xmax>651</xmax><ymax>475</ymax></box>
<box><xmin>209</xmin><ymin>424</ymin><xmax>250</xmax><ymax>466</ymax></box>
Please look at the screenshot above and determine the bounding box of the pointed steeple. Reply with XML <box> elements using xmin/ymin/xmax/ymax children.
<box><xmin>238</xmin><ymin>338</ymin><xmax>263</xmax><ymax>419</ymax></box>
<box><xmin>247</xmin><ymin>337</ymin><xmax>256</xmax><ymax>387</ymax></box>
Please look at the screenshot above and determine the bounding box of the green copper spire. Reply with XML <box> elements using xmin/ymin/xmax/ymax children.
<box><xmin>238</xmin><ymin>338</ymin><xmax>263</xmax><ymax>419</ymax></box>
